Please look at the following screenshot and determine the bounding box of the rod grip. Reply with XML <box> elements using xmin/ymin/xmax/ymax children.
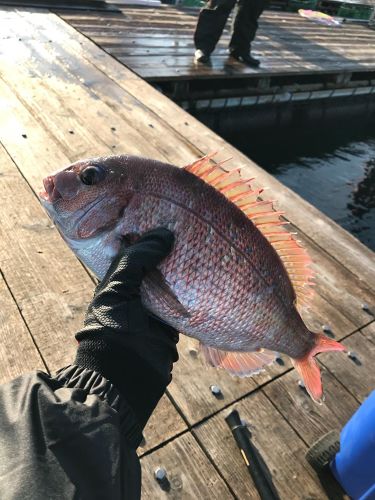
<box><xmin>225</xmin><ymin>409</ymin><xmax>279</xmax><ymax>500</ymax></box>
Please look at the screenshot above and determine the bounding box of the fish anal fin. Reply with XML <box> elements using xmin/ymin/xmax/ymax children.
<box><xmin>200</xmin><ymin>344</ymin><xmax>276</xmax><ymax>377</ymax></box>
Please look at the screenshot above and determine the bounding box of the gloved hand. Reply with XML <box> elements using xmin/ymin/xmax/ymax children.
<box><xmin>75</xmin><ymin>228</ymin><xmax>179</xmax><ymax>430</ymax></box>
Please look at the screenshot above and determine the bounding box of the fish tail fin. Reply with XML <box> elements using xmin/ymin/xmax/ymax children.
<box><xmin>292</xmin><ymin>333</ymin><xmax>346</xmax><ymax>403</ymax></box>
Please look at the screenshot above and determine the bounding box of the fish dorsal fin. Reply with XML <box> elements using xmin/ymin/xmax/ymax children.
<box><xmin>184</xmin><ymin>154</ymin><xmax>314</xmax><ymax>309</ymax></box>
<box><xmin>200</xmin><ymin>343</ymin><xmax>276</xmax><ymax>376</ymax></box>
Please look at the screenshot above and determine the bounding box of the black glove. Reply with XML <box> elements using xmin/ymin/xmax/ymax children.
<box><xmin>75</xmin><ymin>228</ymin><xmax>179</xmax><ymax>430</ymax></box>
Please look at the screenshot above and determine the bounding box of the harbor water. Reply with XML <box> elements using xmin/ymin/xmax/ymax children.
<box><xmin>197</xmin><ymin>97</ymin><xmax>375</xmax><ymax>251</ymax></box>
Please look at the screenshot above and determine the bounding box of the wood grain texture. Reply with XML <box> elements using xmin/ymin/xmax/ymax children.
<box><xmin>1</xmin><ymin>9</ymin><xmax>197</xmax><ymax>165</ymax></box>
<box><xmin>140</xmin><ymin>395</ymin><xmax>187</xmax><ymax>454</ymax></box>
<box><xmin>319</xmin><ymin>330</ymin><xmax>375</xmax><ymax>403</ymax></box>
<box><xmin>168</xmin><ymin>336</ymin><xmax>258</xmax><ymax>425</ymax></box>
<box><xmin>194</xmin><ymin>390</ymin><xmax>329</xmax><ymax>499</ymax></box>
<box><xmin>263</xmin><ymin>365</ymin><xmax>359</xmax><ymax>446</ymax></box>
<box><xmin>140</xmin><ymin>432</ymin><xmax>234</xmax><ymax>499</ymax></box>
<box><xmin>0</xmin><ymin>270</ymin><xmax>45</xmax><ymax>384</ymax></box>
<box><xmin>0</xmin><ymin>142</ymin><xmax>94</xmax><ymax>371</ymax></box>
<box><xmin>361</xmin><ymin>321</ymin><xmax>375</xmax><ymax>344</ymax></box>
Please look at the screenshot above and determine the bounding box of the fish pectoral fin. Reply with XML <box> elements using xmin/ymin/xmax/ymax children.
<box><xmin>200</xmin><ymin>343</ymin><xmax>276</xmax><ymax>377</ymax></box>
<box><xmin>143</xmin><ymin>269</ymin><xmax>190</xmax><ymax>318</ymax></box>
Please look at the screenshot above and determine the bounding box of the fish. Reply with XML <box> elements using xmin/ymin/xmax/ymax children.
<box><xmin>39</xmin><ymin>153</ymin><xmax>346</xmax><ymax>402</ymax></box>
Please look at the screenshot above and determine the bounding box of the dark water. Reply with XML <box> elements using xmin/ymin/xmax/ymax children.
<box><xmin>210</xmin><ymin>105</ymin><xmax>375</xmax><ymax>251</ymax></box>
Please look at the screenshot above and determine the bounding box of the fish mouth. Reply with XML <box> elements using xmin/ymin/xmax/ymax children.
<box><xmin>39</xmin><ymin>176</ymin><xmax>62</xmax><ymax>203</ymax></box>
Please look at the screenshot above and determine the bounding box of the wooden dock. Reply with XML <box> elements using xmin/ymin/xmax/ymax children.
<box><xmin>59</xmin><ymin>5</ymin><xmax>375</xmax><ymax>105</ymax></box>
<box><xmin>0</xmin><ymin>5</ymin><xmax>375</xmax><ymax>499</ymax></box>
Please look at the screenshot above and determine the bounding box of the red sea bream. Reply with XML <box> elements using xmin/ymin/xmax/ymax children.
<box><xmin>40</xmin><ymin>154</ymin><xmax>345</xmax><ymax>401</ymax></box>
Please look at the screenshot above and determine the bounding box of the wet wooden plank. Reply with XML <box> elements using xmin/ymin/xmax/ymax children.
<box><xmin>0</xmin><ymin>261</ymin><xmax>45</xmax><ymax>384</ymax></box>
<box><xmin>140</xmin><ymin>432</ymin><xmax>234</xmax><ymax>499</ymax></box>
<box><xmin>140</xmin><ymin>395</ymin><xmax>187</xmax><ymax>454</ymax></box>
<box><xmin>194</xmin><ymin>390</ymin><xmax>331</xmax><ymax>500</ymax></box>
<box><xmin>263</xmin><ymin>365</ymin><xmax>359</xmax><ymax>446</ymax></box>
<box><xmin>319</xmin><ymin>329</ymin><xmax>375</xmax><ymax>403</ymax></box>
<box><xmin>60</xmin><ymin>5</ymin><xmax>375</xmax><ymax>82</ymax></box>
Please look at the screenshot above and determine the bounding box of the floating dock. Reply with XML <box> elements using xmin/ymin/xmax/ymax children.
<box><xmin>60</xmin><ymin>5</ymin><xmax>375</xmax><ymax>109</ymax></box>
<box><xmin>0</xmin><ymin>5</ymin><xmax>375</xmax><ymax>498</ymax></box>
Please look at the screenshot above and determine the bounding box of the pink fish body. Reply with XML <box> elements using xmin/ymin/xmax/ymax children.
<box><xmin>40</xmin><ymin>154</ymin><xmax>345</xmax><ymax>401</ymax></box>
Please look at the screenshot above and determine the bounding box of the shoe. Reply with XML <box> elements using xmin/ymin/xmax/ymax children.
<box><xmin>229</xmin><ymin>50</ymin><xmax>260</xmax><ymax>67</ymax></box>
<box><xmin>194</xmin><ymin>49</ymin><xmax>210</xmax><ymax>64</ymax></box>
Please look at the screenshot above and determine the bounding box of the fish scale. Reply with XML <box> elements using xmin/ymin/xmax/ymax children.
<box><xmin>40</xmin><ymin>154</ymin><xmax>346</xmax><ymax>402</ymax></box>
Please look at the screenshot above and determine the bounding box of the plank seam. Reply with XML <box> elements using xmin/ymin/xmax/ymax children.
<box><xmin>0</xmin><ymin>268</ymin><xmax>50</xmax><ymax>375</ymax></box>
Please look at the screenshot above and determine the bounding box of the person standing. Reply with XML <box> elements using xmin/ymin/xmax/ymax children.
<box><xmin>194</xmin><ymin>0</ymin><xmax>266</xmax><ymax>67</ymax></box>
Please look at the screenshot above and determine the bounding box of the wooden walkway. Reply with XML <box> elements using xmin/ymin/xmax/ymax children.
<box><xmin>60</xmin><ymin>5</ymin><xmax>375</xmax><ymax>82</ymax></box>
<box><xmin>0</xmin><ymin>6</ymin><xmax>375</xmax><ymax>499</ymax></box>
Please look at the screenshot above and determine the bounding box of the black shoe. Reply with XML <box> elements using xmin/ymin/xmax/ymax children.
<box><xmin>229</xmin><ymin>50</ymin><xmax>260</xmax><ymax>67</ymax></box>
<box><xmin>194</xmin><ymin>49</ymin><xmax>210</xmax><ymax>64</ymax></box>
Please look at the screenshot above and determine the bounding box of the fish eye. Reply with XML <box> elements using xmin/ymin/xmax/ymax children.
<box><xmin>80</xmin><ymin>165</ymin><xmax>106</xmax><ymax>186</ymax></box>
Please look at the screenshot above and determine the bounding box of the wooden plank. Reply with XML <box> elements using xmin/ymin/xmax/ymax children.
<box><xmin>194</xmin><ymin>391</ymin><xmax>330</xmax><ymax>499</ymax></box>
<box><xmin>140</xmin><ymin>432</ymin><xmax>234</xmax><ymax>499</ymax></box>
<box><xmin>319</xmin><ymin>330</ymin><xmax>375</xmax><ymax>403</ymax></box>
<box><xmin>0</xmin><ymin>268</ymin><xmax>45</xmax><ymax>384</ymax></box>
<box><xmin>97</xmin><ymin>45</ymin><xmax>375</xmax><ymax>58</ymax></box>
<box><xmin>58</xmin><ymin>6</ymin><xmax>375</xmax><ymax>85</ymax></box>
<box><xmin>0</xmin><ymin>79</ymin><xmax>71</xmax><ymax>189</ymax></box>
<box><xmin>0</xmin><ymin>140</ymin><xmax>93</xmax><ymax>371</ymax></box>
<box><xmin>61</xmin><ymin>9</ymin><xmax>375</xmax><ymax>39</ymax></box>
<box><xmin>4</xmin><ymin>9</ymin><xmax>197</xmax><ymax>164</ymax></box>
<box><xmin>0</xmin><ymin>39</ymin><xmax>169</xmax><ymax>162</ymax></box>
<box><xmin>140</xmin><ymin>395</ymin><xmax>187</xmax><ymax>454</ymax></box>
<box><xmin>88</xmin><ymin>38</ymin><xmax>375</xmax><ymax>51</ymax></box>
<box><xmin>64</xmin><ymin>24</ymin><xmax>375</xmax><ymax>40</ymax></box>
<box><xmin>292</xmin><ymin>228</ymin><xmax>374</xmax><ymax>329</ymax></box>
<box><xmin>168</xmin><ymin>336</ymin><xmax>258</xmax><ymax>425</ymax></box>
<box><xmin>263</xmin><ymin>365</ymin><xmax>359</xmax><ymax>446</ymax></box>
<box><xmin>361</xmin><ymin>321</ymin><xmax>375</xmax><ymax>344</ymax></box>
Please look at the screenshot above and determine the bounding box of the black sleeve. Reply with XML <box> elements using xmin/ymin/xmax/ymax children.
<box><xmin>0</xmin><ymin>367</ymin><xmax>142</xmax><ymax>500</ymax></box>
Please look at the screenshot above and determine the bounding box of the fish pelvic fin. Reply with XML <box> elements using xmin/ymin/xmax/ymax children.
<box><xmin>200</xmin><ymin>343</ymin><xmax>276</xmax><ymax>377</ymax></box>
<box><xmin>184</xmin><ymin>154</ymin><xmax>315</xmax><ymax>310</ymax></box>
<box><xmin>292</xmin><ymin>333</ymin><xmax>346</xmax><ymax>403</ymax></box>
